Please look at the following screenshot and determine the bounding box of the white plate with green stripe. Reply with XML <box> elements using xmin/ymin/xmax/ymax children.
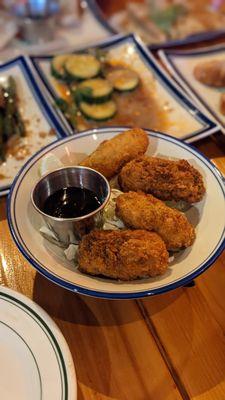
<box><xmin>0</xmin><ymin>286</ymin><xmax>77</xmax><ymax>400</ymax></box>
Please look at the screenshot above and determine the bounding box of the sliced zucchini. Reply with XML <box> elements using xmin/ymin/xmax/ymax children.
<box><xmin>65</xmin><ymin>54</ymin><xmax>101</xmax><ymax>80</ymax></box>
<box><xmin>51</xmin><ymin>54</ymin><xmax>70</xmax><ymax>80</ymax></box>
<box><xmin>77</xmin><ymin>78</ymin><xmax>113</xmax><ymax>103</ymax></box>
<box><xmin>106</xmin><ymin>68</ymin><xmax>139</xmax><ymax>91</ymax></box>
<box><xmin>79</xmin><ymin>100</ymin><xmax>117</xmax><ymax>121</ymax></box>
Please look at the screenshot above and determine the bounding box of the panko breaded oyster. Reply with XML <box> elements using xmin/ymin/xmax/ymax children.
<box><xmin>78</xmin><ymin>229</ymin><xmax>169</xmax><ymax>280</ymax></box>
<box><xmin>119</xmin><ymin>156</ymin><xmax>205</xmax><ymax>203</ymax></box>
<box><xmin>194</xmin><ymin>59</ymin><xmax>225</xmax><ymax>88</ymax></box>
<box><xmin>116</xmin><ymin>191</ymin><xmax>195</xmax><ymax>250</ymax></box>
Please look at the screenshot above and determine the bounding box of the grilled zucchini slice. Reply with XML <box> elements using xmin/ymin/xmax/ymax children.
<box><xmin>51</xmin><ymin>54</ymin><xmax>70</xmax><ymax>80</ymax></box>
<box><xmin>65</xmin><ymin>54</ymin><xmax>101</xmax><ymax>80</ymax></box>
<box><xmin>77</xmin><ymin>78</ymin><xmax>113</xmax><ymax>103</ymax></box>
<box><xmin>79</xmin><ymin>100</ymin><xmax>117</xmax><ymax>121</ymax></box>
<box><xmin>106</xmin><ymin>68</ymin><xmax>139</xmax><ymax>91</ymax></box>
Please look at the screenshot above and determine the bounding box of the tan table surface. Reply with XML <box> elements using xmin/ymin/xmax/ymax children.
<box><xmin>0</xmin><ymin>132</ymin><xmax>225</xmax><ymax>400</ymax></box>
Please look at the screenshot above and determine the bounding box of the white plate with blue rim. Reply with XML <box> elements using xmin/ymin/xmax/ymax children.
<box><xmin>0</xmin><ymin>56</ymin><xmax>69</xmax><ymax>197</ymax></box>
<box><xmin>29</xmin><ymin>34</ymin><xmax>218</xmax><ymax>143</ymax></box>
<box><xmin>7</xmin><ymin>127</ymin><xmax>225</xmax><ymax>299</ymax></box>
<box><xmin>159</xmin><ymin>45</ymin><xmax>225</xmax><ymax>134</ymax></box>
<box><xmin>0</xmin><ymin>285</ymin><xmax>77</xmax><ymax>399</ymax></box>
<box><xmin>85</xmin><ymin>0</ymin><xmax>225</xmax><ymax>49</ymax></box>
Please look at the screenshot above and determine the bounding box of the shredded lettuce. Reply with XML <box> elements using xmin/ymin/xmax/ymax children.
<box><xmin>64</xmin><ymin>244</ymin><xmax>79</xmax><ymax>261</ymax></box>
<box><xmin>102</xmin><ymin>189</ymin><xmax>125</xmax><ymax>230</ymax></box>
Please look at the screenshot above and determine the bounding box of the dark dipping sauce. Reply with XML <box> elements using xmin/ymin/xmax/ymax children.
<box><xmin>43</xmin><ymin>187</ymin><xmax>102</xmax><ymax>219</ymax></box>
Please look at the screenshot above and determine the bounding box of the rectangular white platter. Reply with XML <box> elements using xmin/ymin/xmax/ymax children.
<box><xmin>29</xmin><ymin>34</ymin><xmax>218</xmax><ymax>143</ymax></box>
<box><xmin>159</xmin><ymin>45</ymin><xmax>225</xmax><ymax>134</ymax></box>
<box><xmin>0</xmin><ymin>56</ymin><xmax>69</xmax><ymax>196</ymax></box>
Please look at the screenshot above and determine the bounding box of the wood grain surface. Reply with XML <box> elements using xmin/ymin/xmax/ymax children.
<box><xmin>0</xmin><ymin>4</ymin><xmax>225</xmax><ymax>395</ymax></box>
<box><xmin>0</xmin><ymin>131</ymin><xmax>224</xmax><ymax>400</ymax></box>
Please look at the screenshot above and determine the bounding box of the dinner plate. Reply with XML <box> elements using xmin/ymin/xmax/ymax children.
<box><xmin>7</xmin><ymin>127</ymin><xmax>225</xmax><ymax>299</ymax></box>
<box><xmin>29</xmin><ymin>34</ymin><xmax>218</xmax><ymax>143</ymax></box>
<box><xmin>0</xmin><ymin>56</ymin><xmax>69</xmax><ymax>197</ymax></box>
<box><xmin>86</xmin><ymin>0</ymin><xmax>225</xmax><ymax>49</ymax></box>
<box><xmin>0</xmin><ymin>285</ymin><xmax>77</xmax><ymax>399</ymax></box>
<box><xmin>159</xmin><ymin>46</ymin><xmax>225</xmax><ymax>134</ymax></box>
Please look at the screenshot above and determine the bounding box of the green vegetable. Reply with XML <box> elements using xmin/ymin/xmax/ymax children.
<box><xmin>79</xmin><ymin>100</ymin><xmax>117</xmax><ymax>121</ymax></box>
<box><xmin>8</xmin><ymin>76</ymin><xmax>16</xmax><ymax>98</ymax></box>
<box><xmin>150</xmin><ymin>4</ymin><xmax>186</xmax><ymax>35</ymax></box>
<box><xmin>3</xmin><ymin>77</ymin><xmax>19</xmax><ymax>140</ymax></box>
<box><xmin>64</xmin><ymin>54</ymin><xmax>101</xmax><ymax>81</ymax></box>
<box><xmin>51</xmin><ymin>54</ymin><xmax>70</xmax><ymax>80</ymax></box>
<box><xmin>7</xmin><ymin>78</ymin><xmax>25</xmax><ymax>137</ymax></box>
<box><xmin>73</xmin><ymin>86</ymin><xmax>93</xmax><ymax>104</ymax></box>
<box><xmin>3</xmin><ymin>115</ymin><xmax>14</xmax><ymax>140</ymax></box>
<box><xmin>106</xmin><ymin>68</ymin><xmax>139</xmax><ymax>92</ymax></box>
<box><xmin>66</xmin><ymin>103</ymin><xmax>77</xmax><ymax>128</ymax></box>
<box><xmin>0</xmin><ymin>111</ymin><xmax>4</xmax><ymax>161</ymax></box>
<box><xmin>55</xmin><ymin>98</ymin><xmax>77</xmax><ymax>128</ymax></box>
<box><xmin>15</xmin><ymin>109</ymin><xmax>26</xmax><ymax>137</ymax></box>
<box><xmin>55</xmin><ymin>97</ymin><xmax>68</xmax><ymax>113</ymax></box>
<box><xmin>0</xmin><ymin>76</ymin><xmax>26</xmax><ymax>162</ymax></box>
<box><xmin>73</xmin><ymin>79</ymin><xmax>113</xmax><ymax>104</ymax></box>
<box><xmin>0</xmin><ymin>87</ymin><xmax>5</xmax><ymax>109</ymax></box>
<box><xmin>5</xmin><ymin>76</ymin><xmax>17</xmax><ymax>116</ymax></box>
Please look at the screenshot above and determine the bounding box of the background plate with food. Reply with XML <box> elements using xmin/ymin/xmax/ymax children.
<box><xmin>0</xmin><ymin>56</ymin><xmax>69</xmax><ymax>196</ymax></box>
<box><xmin>159</xmin><ymin>45</ymin><xmax>225</xmax><ymax>134</ymax></box>
<box><xmin>7</xmin><ymin>127</ymin><xmax>225</xmax><ymax>299</ymax></box>
<box><xmin>29</xmin><ymin>34</ymin><xmax>218</xmax><ymax>143</ymax></box>
<box><xmin>86</xmin><ymin>0</ymin><xmax>225</xmax><ymax>49</ymax></box>
<box><xmin>0</xmin><ymin>285</ymin><xmax>77</xmax><ymax>399</ymax></box>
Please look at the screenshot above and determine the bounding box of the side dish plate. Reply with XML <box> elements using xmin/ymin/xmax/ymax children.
<box><xmin>86</xmin><ymin>0</ymin><xmax>225</xmax><ymax>49</ymax></box>
<box><xmin>29</xmin><ymin>34</ymin><xmax>218</xmax><ymax>142</ymax></box>
<box><xmin>0</xmin><ymin>56</ymin><xmax>69</xmax><ymax>197</ymax></box>
<box><xmin>0</xmin><ymin>285</ymin><xmax>77</xmax><ymax>399</ymax></box>
<box><xmin>7</xmin><ymin>127</ymin><xmax>225</xmax><ymax>299</ymax></box>
<box><xmin>159</xmin><ymin>46</ymin><xmax>225</xmax><ymax>134</ymax></box>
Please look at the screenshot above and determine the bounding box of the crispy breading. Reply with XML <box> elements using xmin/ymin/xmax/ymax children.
<box><xmin>116</xmin><ymin>191</ymin><xmax>195</xmax><ymax>250</ymax></box>
<box><xmin>118</xmin><ymin>156</ymin><xmax>205</xmax><ymax>203</ymax></box>
<box><xmin>194</xmin><ymin>59</ymin><xmax>225</xmax><ymax>88</ymax></box>
<box><xmin>80</xmin><ymin>128</ymin><xmax>149</xmax><ymax>179</ymax></box>
<box><xmin>78</xmin><ymin>229</ymin><xmax>168</xmax><ymax>280</ymax></box>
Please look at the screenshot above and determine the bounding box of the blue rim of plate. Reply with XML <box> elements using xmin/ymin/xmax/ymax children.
<box><xmin>159</xmin><ymin>46</ymin><xmax>225</xmax><ymax>130</ymax></box>
<box><xmin>7</xmin><ymin>126</ymin><xmax>225</xmax><ymax>299</ymax></box>
<box><xmin>86</xmin><ymin>0</ymin><xmax>225</xmax><ymax>49</ymax></box>
<box><xmin>0</xmin><ymin>287</ymin><xmax>76</xmax><ymax>399</ymax></box>
<box><xmin>29</xmin><ymin>33</ymin><xmax>218</xmax><ymax>141</ymax></box>
<box><xmin>0</xmin><ymin>56</ymin><xmax>69</xmax><ymax>196</ymax></box>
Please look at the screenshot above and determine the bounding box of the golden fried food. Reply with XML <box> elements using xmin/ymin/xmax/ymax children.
<box><xmin>119</xmin><ymin>156</ymin><xmax>205</xmax><ymax>203</ymax></box>
<box><xmin>80</xmin><ymin>128</ymin><xmax>149</xmax><ymax>179</ymax></box>
<box><xmin>116</xmin><ymin>191</ymin><xmax>195</xmax><ymax>250</ymax></box>
<box><xmin>194</xmin><ymin>59</ymin><xmax>225</xmax><ymax>87</ymax></box>
<box><xmin>78</xmin><ymin>229</ymin><xmax>168</xmax><ymax>280</ymax></box>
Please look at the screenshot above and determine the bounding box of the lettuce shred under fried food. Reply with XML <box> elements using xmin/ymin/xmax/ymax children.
<box><xmin>102</xmin><ymin>189</ymin><xmax>125</xmax><ymax>230</ymax></box>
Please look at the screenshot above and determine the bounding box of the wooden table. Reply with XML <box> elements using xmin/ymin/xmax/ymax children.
<box><xmin>0</xmin><ymin>133</ymin><xmax>224</xmax><ymax>400</ymax></box>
